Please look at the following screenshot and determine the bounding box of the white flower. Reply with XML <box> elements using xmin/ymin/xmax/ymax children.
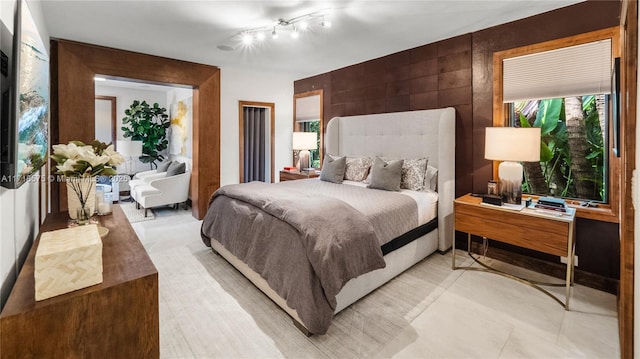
<box><xmin>57</xmin><ymin>159</ymin><xmax>77</xmax><ymax>173</ymax></box>
<box><xmin>103</xmin><ymin>144</ymin><xmax>125</xmax><ymax>165</ymax></box>
<box><xmin>53</xmin><ymin>143</ymin><xmax>81</xmax><ymax>159</ymax></box>
<box><xmin>51</xmin><ymin>140</ymin><xmax>124</xmax><ymax>177</ymax></box>
<box><xmin>85</xmin><ymin>150</ymin><xmax>111</xmax><ymax>167</ymax></box>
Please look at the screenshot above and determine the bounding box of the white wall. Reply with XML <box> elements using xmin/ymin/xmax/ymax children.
<box><xmin>1</xmin><ymin>0</ymin><xmax>49</xmax><ymax>309</ymax></box>
<box><xmin>220</xmin><ymin>66</ymin><xmax>295</xmax><ymax>186</ymax></box>
<box><xmin>94</xmin><ymin>85</ymin><xmax>168</xmax><ymax>173</ymax></box>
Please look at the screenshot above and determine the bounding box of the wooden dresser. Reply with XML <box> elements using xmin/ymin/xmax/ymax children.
<box><xmin>0</xmin><ymin>205</ymin><xmax>159</xmax><ymax>358</ymax></box>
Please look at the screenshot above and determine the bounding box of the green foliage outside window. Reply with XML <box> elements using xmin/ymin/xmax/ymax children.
<box><xmin>512</xmin><ymin>95</ymin><xmax>607</xmax><ymax>202</ymax></box>
<box><xmin>302</xmin><ymin>120</ymin><xmax>321</xmax><ymax>168</ymax></box>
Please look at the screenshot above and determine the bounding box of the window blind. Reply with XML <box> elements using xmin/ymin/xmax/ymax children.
<box><xmin>295</xmin><ymin>94</ymin><xmax>321</xmax><ymax>122</ymax></box>
<box><xmin>503</xmin><ymin>39</ymin><xmax>612</xmax><ymax>102</ymax></box>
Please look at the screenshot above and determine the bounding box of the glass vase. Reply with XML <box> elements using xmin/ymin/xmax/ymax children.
<box><xmin>66</xmin><ymin>176</ymin><xmax>97</xmax><ymax>219</ymax></box>
<box><xmin>76</xmin><ymin>207</ymin><xmax>91</xmax><ymax>225</ymax></box>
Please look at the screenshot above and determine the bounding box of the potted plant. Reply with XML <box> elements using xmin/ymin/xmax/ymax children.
<box><xmin>121</xmin><ymin>100</ymin><xmax>170</xmax><ymax>169</ymax></box>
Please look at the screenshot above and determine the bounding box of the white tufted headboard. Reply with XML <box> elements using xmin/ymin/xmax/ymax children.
<box><xmin>325</xmin><ymin>108</ymin><xmax>455</xmax><ymax>251</ymax></box>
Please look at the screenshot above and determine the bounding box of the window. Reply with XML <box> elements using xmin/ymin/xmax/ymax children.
<box><xmin>300</xmin><ymin>120</ymin><xmax>321</xmax><ymax>168</ymax></box>
<box><xmin>493</xmin><ymin>27</ymin><xmax>620</xmax><ymax>222</ymax></box>
<box><xmin>508</xmin><ymin>96</ymin><xmax>608</xmax><ymax>202</ymax></box>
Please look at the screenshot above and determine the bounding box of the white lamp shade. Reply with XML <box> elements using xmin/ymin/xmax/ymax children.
<box><xmin>485</xmin><ymin>127</ymin><xmax>540</xmax><ymax>162</ymax></box>
<box><xmin>292</xmin><ymin>132</ymin><xmax>317</xmax><ymax>150</ymax></box>
<box><xmin>116</xmin><ymin>140</ymin><xmax>143</xmax><ymax>157</ymax></box>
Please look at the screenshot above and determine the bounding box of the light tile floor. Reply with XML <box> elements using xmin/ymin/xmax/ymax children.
<box><xmin>131</xmin><ymin>206</ymin><xmax>620</xmax><ymax>359</ymax></box>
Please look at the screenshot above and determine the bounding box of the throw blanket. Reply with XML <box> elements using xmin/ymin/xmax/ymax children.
<box><xmin>201</xmin><ymin>182</ymin><xmax>386</xmax><ymax>334</ymax></box>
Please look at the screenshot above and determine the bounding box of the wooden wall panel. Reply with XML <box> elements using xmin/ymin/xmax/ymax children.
<box><xmin>297</xmin><ymin>34</ymin><xmax>473</xmax><ymax>196</ymax></box>
<box><xmin>51</xmin><ymin>40</ymin><xmax>220</xmax><ymax>219</ymax></box>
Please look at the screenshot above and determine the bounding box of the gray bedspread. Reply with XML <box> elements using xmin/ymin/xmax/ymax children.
<box><xmin>201</xmin><ymin>180</ymin><xmax>417</xmax><ymax>334</ymax></box>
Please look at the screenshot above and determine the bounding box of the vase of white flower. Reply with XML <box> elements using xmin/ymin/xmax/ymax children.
<box><xmin>51</xmin><ymin>140</ymin><xmax>124</xmax><ymax>221</ymax></box>
<box><xmin>66</xmin><ymin>176</ymin><xmax>97</xmax><ymax>220</ymax></box>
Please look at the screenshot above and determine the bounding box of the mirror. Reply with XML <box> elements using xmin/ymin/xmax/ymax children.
<box><xmin>293</xmin><ymin>90</ymin><xmax>323</xmax><ymax>168</ymax></box>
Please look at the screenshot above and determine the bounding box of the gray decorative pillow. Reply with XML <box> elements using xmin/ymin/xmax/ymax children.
<box><xmin>424</xmin><ymin>165</ymin><xmax>438</xmax><ymax>191</ymax></box>
<box><xmin>320</xmin><ymin>155</ymin><xmax>346</xmax><ymax>183</ymax></box>
<box><xmin>166</xmin><ymin>161</ymin><xmax>186</xmax><ymax>177</ymax></box>
<box><xmin>344</xmin><ymin>156</ymin><xmax>373</xmax><ymax>182</ymax></box>
<box><xmin>400</xmin><ymin>158</ymin><xmax>428</xmax><ymax>191</ymax></box>
<box><xmin>367</xmin><ymin>157</ymin><xmax>404</xmax><ymax>191</ymax></box>
<box><xmin>157</xmin><ymin>160</ymin><xmax>173</xmax><ymax>172</ymax></box>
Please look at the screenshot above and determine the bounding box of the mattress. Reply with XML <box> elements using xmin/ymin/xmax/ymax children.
<box><xmin>275</xmin><ymin>178</ymin><xmax>437</xmax><ymax>246</ymax></box>
<box><xmin>342</xmin><ymin>179</ymin><xmax>438</xmax><ymax>226</ymax></box>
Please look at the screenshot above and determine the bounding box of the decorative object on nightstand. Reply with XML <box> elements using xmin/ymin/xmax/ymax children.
<box><xmin>292</xmin><ymin>132</ymin><xmax>317</xmax><ymax>172</ymax></box>
<box><xmin>485</xmin><ymin>127</ymin><xmax>541</xmax><ymax>204</ymax></box>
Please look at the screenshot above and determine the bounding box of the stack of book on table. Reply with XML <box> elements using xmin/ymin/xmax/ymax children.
<box><xmin>534</xmin><ymin>196</ymin><xmax>567</xmax><ymax>212</ymax></box>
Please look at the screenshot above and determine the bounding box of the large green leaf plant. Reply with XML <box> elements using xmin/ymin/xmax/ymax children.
<box><xmin>516</xmin><ymin>96</ymin><xmax>605</xmax><ymax>201</ymax></box>
<box><xmin>121</xmin><ymin>100</ymin><xmax>170</xmax><ymax>169</ymax></box>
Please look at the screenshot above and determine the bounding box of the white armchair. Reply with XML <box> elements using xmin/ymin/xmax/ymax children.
<box><xmin>133</xmin><ymin>169</ymin><xmax>160</xmax><ymax>180</ymax></box>
<box><xmin>131</xmin><ymin>171</ymin><xmax>191</xmax><ymax>216</ymax></box>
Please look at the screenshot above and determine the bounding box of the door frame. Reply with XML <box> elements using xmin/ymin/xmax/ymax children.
<box><xmin>238</xmin><ymin>101</ymin><xmax>275</xmax><ymax>183</ymax></box>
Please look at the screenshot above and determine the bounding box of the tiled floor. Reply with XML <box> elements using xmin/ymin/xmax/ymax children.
<box><xmin>131</xmin><ymin>206</ymin><xmax>620</xmax><ymax>359</ymax></box>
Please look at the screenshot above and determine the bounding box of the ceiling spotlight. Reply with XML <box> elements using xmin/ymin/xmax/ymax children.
<box><xmin>256</xmin><ymin>32</ymin><xmax>265</xmax><ymax>41</ymax></box>
<box><xmin>321</xmin><ymin>17</ymin><xmax>331</xmax><ymax>28</ymax></box>
<box><xmin>291</xmin><ymin>27</ymin><xmax>299</xmax><ymax>39</ymax></box>
<box><xmin>241</xmin><ymin>33</ymin><xmax>253</xmax><ymax>45</ymax></box>
<box><xmin>298</xmin><ymin>21</ymin><xmax>308</xmax><ymax>30</ymax></box>
<box><xmin>271</xmin><ymin>27</ymin><xmax>278</xmax><ymax>39</ymax></box>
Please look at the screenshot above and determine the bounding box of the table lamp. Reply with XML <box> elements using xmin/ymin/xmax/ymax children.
<box><xmin>485</xmin><ymin>127</ymin><xmax>540</xmax><ymax>204</ymax></box>
<box><xmin>116</xmin><ymin>140</ymin><xmax>143</xmax><ymax>175</ymax></box>
<box><xmin>292</xmin><ymin>132</ymin><xmax>317</xmax><ymax>172</ymax></box>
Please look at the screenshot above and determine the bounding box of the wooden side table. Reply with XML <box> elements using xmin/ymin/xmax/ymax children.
<box><xmin>279</xmin><ymin>170</ymin><xmax>320</xmax><ymax>182</ymax></box>
<box><xmin>453</xmin><ymin>193</ymin><xmax>576</xmax><ymax>309</ymax></box>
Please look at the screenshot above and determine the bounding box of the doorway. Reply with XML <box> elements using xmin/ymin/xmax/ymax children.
<box><xmin>239</xmin><ymin>101</ymin><xmax>274</xmax><ymax>183</ymax></box>
<box><xmin>95</xmin><ymin>95</ymin><xmax>116</xmax><ymax>146</ymax></box>
<box><xmin>51</xmin><ymin>39</ymin><xmax>220</xmax><ymax>219</ymax></box>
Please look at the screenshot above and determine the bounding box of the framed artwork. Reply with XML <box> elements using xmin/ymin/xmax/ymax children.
<box><xmin>1</xmin><ymin>0</ymin><xmax>49</xmax><ymax>188</ymax></box>
<box><xmin>169</xmin><ymin>96</ymin><xmax>192</xmax><ymax>158</ymax></box>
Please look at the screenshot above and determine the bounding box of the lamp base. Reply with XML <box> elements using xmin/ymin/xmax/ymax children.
<box><xmin>298</xmin><ymin>150</ymin><xmax>310</xmax><ymax>172</ymax></box>
<box><xmin>498</xmin><ymin>161</ymin><xmax>523</xmax><ymax>205</ymax></box>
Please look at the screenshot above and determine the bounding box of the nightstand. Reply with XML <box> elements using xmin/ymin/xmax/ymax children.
<box><xmin>279</xmin><ymin>170</ymin><xmax>319</xmax><ymax>182</ymax></box>
<box><xmin>453</xmin><ymin>193</ymin><xmax>576</xmax><ymax>309</ymax></box>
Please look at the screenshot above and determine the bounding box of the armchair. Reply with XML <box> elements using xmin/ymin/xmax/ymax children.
<box><xmin>131</xmin><ymin>171</ymin><xmax>191</xmax><ymax>216</ymax></box>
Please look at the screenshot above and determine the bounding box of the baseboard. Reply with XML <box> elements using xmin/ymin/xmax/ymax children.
<box><xmin>467</xmin><ymin>241</ymin><xmax>619</xmax><ymax>295</ymax></box>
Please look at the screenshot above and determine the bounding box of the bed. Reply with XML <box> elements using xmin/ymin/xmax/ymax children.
<box><xmin>201</xmin><ymin>107</ymin><xmax>455</xmax><ymax>335</ymax></box>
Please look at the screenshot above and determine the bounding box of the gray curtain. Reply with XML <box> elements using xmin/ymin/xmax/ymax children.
<box><xmin>243</xmin><ymin>107</ymin><xmax>266</xmax><ymax>182</ymax></box>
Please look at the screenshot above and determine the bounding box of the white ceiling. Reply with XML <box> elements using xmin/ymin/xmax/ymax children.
<box><xmin>40</xmin><ymin>0</ymin><xmax>585</xmax><ymax>79</ymax></box>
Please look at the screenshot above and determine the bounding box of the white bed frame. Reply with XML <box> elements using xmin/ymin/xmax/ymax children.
<box><xmin>210</xmin><ymin>107</ymin><xmax>456</xmax><ymax>333</ymax></box>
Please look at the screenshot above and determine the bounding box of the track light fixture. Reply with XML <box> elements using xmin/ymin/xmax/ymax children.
<box><xmin>236</xmin><ymin>10</ymin><xmax>332</xmax><ymax>46</ymax></box>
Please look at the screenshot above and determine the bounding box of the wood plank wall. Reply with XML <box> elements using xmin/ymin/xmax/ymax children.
<box><xmin>294</xmin><ymin>1</ymin><xmax>621</xmax><ymax>283</ymax></box>
<box><xmin>295</xmin><ymin>34</ymin><xmax>473</xmax><ymax>197</ymax></box>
